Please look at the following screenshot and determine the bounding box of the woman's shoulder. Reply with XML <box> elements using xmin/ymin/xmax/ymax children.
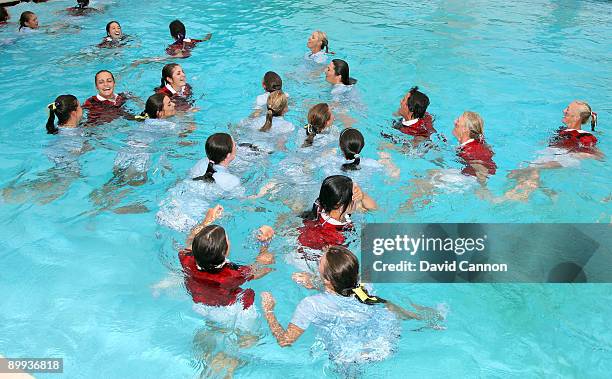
<box><xmin>213</xmin><ymin>170</ymin><xmax>240</xmax><ymax>191</ymax></box>
<box><xmin>274</xmin><ymin>118</ymin><xmax>295</xmax><ymax>133</ymax></box>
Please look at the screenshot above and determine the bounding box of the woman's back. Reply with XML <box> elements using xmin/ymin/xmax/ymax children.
<box><xmin>291</xmin><ymin>290</ymin><xmax>401</xmax><ymax>363</ymax></box>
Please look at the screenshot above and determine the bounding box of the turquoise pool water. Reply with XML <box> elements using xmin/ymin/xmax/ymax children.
<box><xmin>1</xmin><ymin>0</ymin><xmax>611</xmax><ymax>377</ymax></box>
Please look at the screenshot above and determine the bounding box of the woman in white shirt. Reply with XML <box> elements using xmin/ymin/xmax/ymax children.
<box><xmin>157</xmin><ymin>133</ymin><xmax>246</xmax><ymax>232</ymax></box>
<box><xmin>305</xmin><ymin>30</ymin><xmax>331</xmax><ymax>64</ymax></box>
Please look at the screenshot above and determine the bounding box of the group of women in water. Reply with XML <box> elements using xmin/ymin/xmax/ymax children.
<box><xmin>2</xmin><ymin>1</ymin><xmax>603</xmax><ymax>375</ymax></box>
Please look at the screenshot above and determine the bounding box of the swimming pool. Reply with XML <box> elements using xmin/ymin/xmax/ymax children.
<box><xmin>0</xmin><ymin>0</ymin><xmax>611</xmax><ymax>377</ymax></box>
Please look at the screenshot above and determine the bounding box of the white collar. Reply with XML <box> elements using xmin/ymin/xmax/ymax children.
<box><xmin>96</xmin><ymin>93</ymin><xmax>118</xmax><ymax>103</ymax></box>
<box><xmin>212</xmin><ymin>163</ymin><xmax>229</xmax><ymax>173</ymax></box>
<box><xmin>460</xmin><ymin>138</ymin><xmax>475</xmax><ymax>147</ymax></box>
<box><xmin>564</xmin><ymin>128</ymin><xmax>589</xmax><ymax>134</ymax></box>
<box><xmin>316</xmin><ymin>201</ymin><xmax>351</xmax><ymax>226</ymax></box>
<box><xmin>165</xmin><ymin>83</ymin><xmax>177</xmax><ymax>95</ymax></box>
<box><xmin>401</xmin><ymin>118</ymin><xmax>419</xmax><ymax>127</ymax></box>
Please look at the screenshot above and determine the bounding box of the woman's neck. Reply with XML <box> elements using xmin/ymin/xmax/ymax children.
<box><xmin>310</xmin><ymin>46</ymin><xmax>322</xmax><ymax>54</ymax></box>
<box><xmin>328</xmin><ymin>208</ymin><xmax>343</xmax><ymax>221</ymax></box>
<box><xmin>565</xmin><ymin>121</ymin><xmax>582</xmax><ymax>130</ymax></box>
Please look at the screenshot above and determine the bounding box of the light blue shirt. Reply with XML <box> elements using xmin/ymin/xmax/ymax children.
<box><xmin>290</xmin><ymin>287</ymin><xmax>401</xmax><ymax>363</ymax></box>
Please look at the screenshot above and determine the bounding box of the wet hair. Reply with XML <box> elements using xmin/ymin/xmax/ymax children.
<box><xmin>76</xmin><ymin>0</ymin><xmax>89</xmax><ymax>8</ymax></box>
<box><xmin>0</xmin><ymin>7</ymin><xmax>9</xmax><ymax>23</ymax></box>
<box><xmin>461</xmin><ymin>111</ymin><xmax>485</xmax><ymax>141</ymax></box>
<box><xmin>46</xmin><ymin>95</ymin><xmax>79</xmax><ymax>134</ymax></box>
<box><xmin>406</xmin><ymin>86</ymin><xmax>430</xmax><ymax>119</ymax></box>
<box><xmin>313</xmin><ymin>30</ymin><xmax>329</xmax><ymax>53</ymax></box>
<box><xmin>304</xmin><ymin>175</ymin><xmax>353</xmax><ymax>220</ymax></box>
<box><xmin>331</xmin><ymin>59</ymin><xmax>357</xmax><ymax>85</ymax></box>
<box><xmin>192</xmin><ymin>225</ymin><xmax>229</xmax><ymax>273</ymax></box>
<box><xmin>262</xmin><ymin>71</ymin><xmax>282</xmax><ymax>93</ymax></box>
<box><xmin>339</xmin><ymin>128</ymin><xmax>364</xmax><ymax>171</ymax></box>
<box><xmin>193</xmin><ymin>133</ymin><xmax>234</xmax><ymax>182</ymax></box>
<box><xmin>573</xmin><ymin>100</ymin><xmax>598</xmax><ymax>131</ymax></box>
<box><xmin>260</xmin><ymin>90</ymin><xmax>288</xmax><ymax>132</ymax></box>
<box><xmin>139</xmin><ymin>93</ymin><xmax>167</xmax><ymax>120</ymax></box>
<box><xmin>19</xmin><ymin>11</ymin><xmax>35</xmax><ymax>30</ymax></box>
<box><xmin>160</xmin><ymin>63</ymin><xmax>180</xmax><ymax>89</ymax></box>
<box><xmin>321</xmin><ymin>246</ymin><xmax>386</xmax><ymax>304</ymax></box>
<box><xmin>105</xmin><ymin>21</ymin><xmax>120</xmax><ymax>36</ymax></box>
<box><xmin>94</xmin><ymin>70</ymin><xmax>115</xmax><ymax>84</ymax></box>
<box><xmin>302</xmin><ymin>103</ymin><xmax>331</xmax><ymax>147</ymax></box>
<box><xmin>169</xmin><ymin>19</ymin><xmax>186</xmax><ymax>41</ymax></box>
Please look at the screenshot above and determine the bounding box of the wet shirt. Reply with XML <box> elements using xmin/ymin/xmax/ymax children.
<box><xmin>243</xmin><ymin>115</ymin><xmax>295</xmax><ymax>135</ymax></box>
<box><xmin>304</xmin><ymin>50</ymin><xmax>328</xmax><ymax>64</ymax></box>
<box><xmin>83</xmin><ymin>93</ymin><xmax>129</xmax><ymax>125</ymax></box>
<box><xmin>157</xmin><ymin>160</ymin><xmax>246</xmax><ymax>233</ymax></box>
<box><xmin>290</xmin><ymin>287</ymin><xmax>401</xmax><ymax>363</ymax></box>
<box><xmin>549</xmin><ymin>128</ymin><xmax>598</xmax><ymax>153</ymax></box>
<box><xmin>457</xmin><ymin>139</ymin><xmax>497</xmax><ymax>177</ymax></box>
<box><xmin>166</xmin><ymin>38</ymin><xmax>203</xmax><ymax>57</ymax></box>
<box><xmin>319</xmin><ymin>154</ymin><xmax>385</xmax><ymax>191</ymax></box>
<box><xmin>393</xmin><ymin>113</ymin><xmax>436</xmax><ymax>138</ymax></box>
<box><xmin>298</xmin><ymin>203</ymin><xmax>353</xmax><ymax>253</ymax></box>
<box><xmin>156</xmin><ymin>83</ymin><xmax>194</xmax><ymax>110</ymax></box>
<box><xmin>179</xmin><ymin>249</ymin><xmax>255</xmax><ymax>309</ymax></box>
<box><xmin>190</xmin><ymin>161</ymin><xmax>241</xmax><ymax>192</ymax></box>
<box><xmin>114</xmin><ymin>118</ymin><xmax>178</xmax><ymax>172</ymax></box>
<box><xmin>46</xmin><ymin>127</ymin><xmax>86</xmax><ymax>170</ymax></box>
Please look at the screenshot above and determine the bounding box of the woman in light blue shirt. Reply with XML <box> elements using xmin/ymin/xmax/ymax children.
<box><xmin>262</xmin><ymin>246</ymin><xmax>443</xmax><ymax>366</ymax></box>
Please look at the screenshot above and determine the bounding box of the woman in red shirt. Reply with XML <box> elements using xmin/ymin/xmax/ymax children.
<box><xmin>155</xmin><ymin>63</ymin><xmax>194</xmax><ymax>111</ymax></box>
<box><xmin>179</xmin><ymin>205</ymin><xmax>275</xmax><ymax>310</ymax></box>
<box><xmin>296</xmin><ymin>175</ymin><xmax>377</xmax><ymax>260</ymax></box>
<box><xmin>505</xmin><ymin>100</ymin><xmax>601</xmax><ymax>201</ymax></box>
<box><xmin>83</xmin><ymin>70</ymin><xmax>133</xmax><ymax>125</ymax></box>
<box><xmin>403</xmin><ymin>111</ymin><xmax>496</xmax><ymax>210</ymax></box>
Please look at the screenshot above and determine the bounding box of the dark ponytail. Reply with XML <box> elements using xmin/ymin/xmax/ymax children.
<box><xmin>262</xmin><ymin>71</ymin><xmax>282</xmax><ymax>92</ymax></box>
<box><xmin>322</xmin><ymin>246</ymin><xmax>386</xmax><ymax>305</ymax></box>
<box><xmin>19</xmin><ymin>11</ymin><xmax>34</xmax><ymax>31</ymax></box>
<box><xmin>321</xmin><ymin>36</ymin><xmax>329</xmax><ymax>54</ymax></box>
<box><xmin>160</xmin><ymin>63</ymin><xmax>180</xmax><ymax>90</ymax></box>
<box><xmin>339</xmin><ymin>128</ymin><xmax>364</xmax><ymax>171</ymax></box>
<box><xmin>332</xmin><ymin>59</ymin><xmax>357</xmax><ymax>86</ymax></box>
<box><xmin>169</xmin><ymin>19</ymin><xmax>186</xmax><ymax>41</ymax></box>
<box><xmin>302</xmin><ymin>103</ymin><xmax>331</xmax><ymax>147</ymax></box>
<box><xmin>192</xmin><ymin>225</ymin><xmax>229</xmax><ymax>273</ymax></box>
<box><xmin>193</xmin><ymin>133</ymin><xmax>234</xmax><ymax>182</ymax></box>
<box><xmin>77</xmin><ymin>0</ymin><xmax>89</xmax><ymax>8</ymax></box>
<box><xmin>46</xmin><ymin>95</ymin><xmax>79</xmax><ymax>134</ymax></box>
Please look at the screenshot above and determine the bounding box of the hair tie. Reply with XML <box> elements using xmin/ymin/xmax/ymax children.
<box><xmin>47</xmin><ymin>102</ymin><xmax>57</xmax><ymax>111</ymax></box>
<box><xmin>134</xmin><ymin>114</ymin><xmax>149</xmax><ymax>121</ymax></box>
<box><xmin>591</xmin><ymin>111</ymin><xmax>597</xmax><ymax>118</ymax></box>
<box><xmin>351</xmin><ymin>284</ymin><xmax>380</xmax><ymax>303</ymax></box>
<box><xmin>305</xmin><ymin>123</ymin><xmax>314</xmax><ymax>135</ymax></box>
<box><xmin>353</xmin><ymin>153</ymin><xmax>360</xmax><ymax>159</ymax></box>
